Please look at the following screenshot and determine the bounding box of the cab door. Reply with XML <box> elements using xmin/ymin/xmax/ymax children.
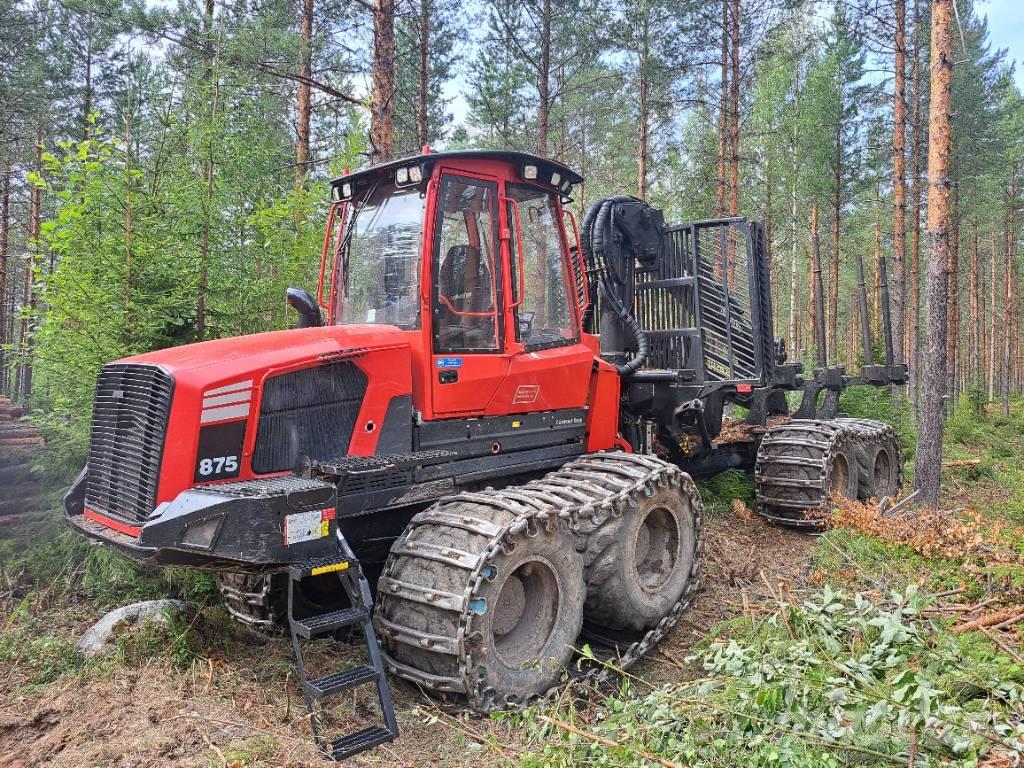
<box><xmin>484</xmin><ymin>183</ymin><xmax>593</xmax><ymax>415</ymax></box>
<box><xmin>429</xmin><ymin>172</ymin><xmax>510</xmax><ymax>416</ymax></box>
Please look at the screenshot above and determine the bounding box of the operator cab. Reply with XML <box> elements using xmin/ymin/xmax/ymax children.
<box><xmin>313</xmin><ymin>151</ymin><xmax>599</xmax><ymax>424</ymax></box>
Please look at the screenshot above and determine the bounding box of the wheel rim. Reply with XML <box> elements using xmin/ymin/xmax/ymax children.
<box><xmin>491</xmin><ymin>558</ymin><xmax>560</xmax><ymax>666</ymax></box>
<box><xmin>634</xmin><ymin>505</ymin><xmax>681</xmax><ymax>593</ymax></box>
<box><xmin>874</xmin><ymin>446</ymin><xmax>893</xmax><ymax>492</ymax></box>
<box><xmin>830</xmin><ymin>453</ymin><xmax>851</xmax><ymax>497</ymax></box>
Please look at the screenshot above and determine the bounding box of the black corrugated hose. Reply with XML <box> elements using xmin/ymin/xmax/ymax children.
<box><xmin>580</xmin><ymin>196</ymin><xmax>649</xmax><ymax>377</ymax></box>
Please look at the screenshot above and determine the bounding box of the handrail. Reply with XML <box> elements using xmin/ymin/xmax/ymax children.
<box><xmin>502</xmin><ymin>197</ymin><xmax>527</xmax><ymax>310</ymax></box>
<box><xmin>562</xmin><ymin>207</ymin><xmax>589</xmax><ymax>318</ymax></box>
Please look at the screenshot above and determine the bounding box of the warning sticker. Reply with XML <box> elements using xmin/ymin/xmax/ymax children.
<box><xmin>284</xmin><ymin>509</ymin><xmax>327</xmax><ymax>545</ymax></box>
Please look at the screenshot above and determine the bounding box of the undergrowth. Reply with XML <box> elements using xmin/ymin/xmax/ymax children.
<box><xmin>513</xmin><ymin>587</ymin><xmax>1024</xmax><ymax>767</ymax></box>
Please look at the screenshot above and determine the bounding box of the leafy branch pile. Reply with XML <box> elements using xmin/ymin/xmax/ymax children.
<box><xmin>513</xmin><ymin>587</ymin><xmax>1024</xmax><ymax>767</ymax></box>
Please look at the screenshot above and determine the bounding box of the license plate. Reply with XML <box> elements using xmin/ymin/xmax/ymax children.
<box><xmin>284</xmin><ymin>510</ymin><xmax>327</xmax><ymax>545</ymax></box>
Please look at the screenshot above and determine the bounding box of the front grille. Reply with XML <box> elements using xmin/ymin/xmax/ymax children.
<box><xmin>252</xmin><ymin>361</ymin><xmax>367</xmax><ymax>474</ymax></box>
<box><xmin>86</xmin><ymin>363</ymin><xmax>173</xmax><ymax>523</ymax></box>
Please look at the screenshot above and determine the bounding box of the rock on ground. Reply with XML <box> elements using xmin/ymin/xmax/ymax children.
<box><xmin>77</xmin><ymin>600</ymin><xmax>190</xmax><ymax>657</ymax></box>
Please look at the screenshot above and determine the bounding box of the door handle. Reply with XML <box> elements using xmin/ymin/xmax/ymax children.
<box><xmin>439</xmin><ymin>370</ymin><xmax>458</xmax><ymax>384</ymax></box>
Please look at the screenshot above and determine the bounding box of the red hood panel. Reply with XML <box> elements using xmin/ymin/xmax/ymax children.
<box><xmin>125</xmin><ymin>325</ymin><xmax>408</xmax><ymax>377</ymax></box>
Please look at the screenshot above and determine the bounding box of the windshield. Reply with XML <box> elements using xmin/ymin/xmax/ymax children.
<box><xmin>335</xmin><ymin>183</ymin><xmax>425</xmax><ymax>328</ymax></box>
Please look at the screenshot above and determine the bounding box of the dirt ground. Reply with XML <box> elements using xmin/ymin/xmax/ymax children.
<box><xmin>0</xmin><ymin>493</ymin><xmax>814</xmax><ymax>768</ymax></box>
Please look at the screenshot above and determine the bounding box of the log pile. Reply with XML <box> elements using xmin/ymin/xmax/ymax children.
<box><xmin>0</xmin><ymin>396</ymin><xmax>43</xmax><ymax>521</ymax></box>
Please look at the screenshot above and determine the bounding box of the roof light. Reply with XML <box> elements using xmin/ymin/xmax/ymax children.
<box><xmin>396</xmin><ymin>167</ymin><xmax>409</xmax><ymax>184</ymax></box>
<box><xmin>409</xmin><ymin>165</ymin><xmax>423</xmax><ymax>183</ymax></box>
<box><xmin>551</xmin><ymin>171</ymin><xmax>561</xmax><ymax>186</ymax></box>
<box><xmin>523</xmin><ymin>164</ymin><xmax>538</xmax><ymax>180</ymax></box>
<box><xmin>341</xmin><ymin>182</ymin><xmax>353</xmax><ymax>199</ymax></box>
<box><xmin>331</xmin><ymin>185</ymin><xmax>341</xmax><ymax>201</ymax></box>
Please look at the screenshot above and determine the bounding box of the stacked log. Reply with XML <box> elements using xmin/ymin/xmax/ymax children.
<box><xmin>0</xmin><ymin>396</ymin><xmax>43</xmax><ymax>521</ymax></box>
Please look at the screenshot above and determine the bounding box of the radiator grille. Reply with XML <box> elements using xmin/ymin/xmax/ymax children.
<box><xmin>252</xmin><ymin>361</ymin><xmax>367</xmax><ymax>474</ymax></box>
<box><xmin>86</xmin><ymin>363</ymin><xmax>173</xmax><ymax>523</ymax></box>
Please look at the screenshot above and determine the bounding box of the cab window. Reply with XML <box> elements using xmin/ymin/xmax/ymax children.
<box><xmin>432</xmin><ymin>176</ymin><xmax>500</xmax><ymax>352</ymax></box>
<box><xmin>506</xmin><ymin>184</ymin><xmax>576</xmax><ymax>348</ymax></box>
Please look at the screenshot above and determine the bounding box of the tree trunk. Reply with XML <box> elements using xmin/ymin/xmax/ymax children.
<box><xmin>728</xmin><ymin>0</ymin><xmax>740</xmax><ymax>216</ymax></box>
<box><xmin>830</xmin><ymin>116</ymin><xmax>842</xmax><ymax>364</ymax></box>
<box><xmin>946</xmin><ymin>183</ymin><xmax>959</xmax><ymax>407</ymax></box>
<box><xmin>197</xmin><ymin>0</ymin><xmax>221</xmax><ymax>341</ymax></box>
<box><xmin>717</xmin><ymin>0</ymin><xmax>728</xmax><ymax>216</ymax></box>
<box><xmin>913</xmin><ymin>0</ymin><xmax>954</xmax><ymax>509</ymax></box>
<box><xmin>989</xmin><ymin>230</ymin><xmax>998</xmax><ymax>400</ymax></box>
<box><xmin>969</xmin><ymin>215</ymin><xmax>979</xmax><ymax>388</ymax></box>
<box><xmin>908</xmin><ymin>0</ymin><xmax>924</xmax><ymax>410</ymax></box>
<box><xmin>0</xmin><ymin>168</ymin><xmax>8</xmax><ymax>393</ymax></box>
<box><xmin>788</xmin><ymin>140</ymin><xmax>798</xmax><ymax>356</ymax></box>
<box><xmin>636</xmin><ymin>0</ymin><xmax>650</xmax><ymax>198</ymax></box>
<box><xmin>536</xmin><ymin>0</ymin><xmax>551</xmax><ymax>158</ymax></box>
<box><xmin>18</xmin><ymin>131</ymin><xmax>43</xmax><ymax>400</ymax></box>
<box><xmin>1002</xmin><ymin>168</ymin><xmax>1016</xmax><ymax>415</ymax></box>
<box><xmin>873</xmin><ymin>178</ymin><xmax>882</xmax><ymax>343</ymax></box>
<box><xmin>370</xmin><ymin>0</ymin><xmax>396</xmax><ymax>163</ymax></box>
<box><xmin>417</xmin><ymin>0</ymin><xmax>429</xmax><ymax>148</ymax></box>
<box><xmin>891</xmin><ymin>0</ymin><xmax>908</xmax><ymax>369</ymax></box>
<box><xmin>295</xmin><ymin>0</ymin><xmax>314</xmax><ymax>190</ymax></box>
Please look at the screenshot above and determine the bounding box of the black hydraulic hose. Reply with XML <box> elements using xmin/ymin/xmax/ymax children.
<box><xmin>580</xmin><ymin>196</ymin><xmax>651</xmax><ymax>378</ymax></box>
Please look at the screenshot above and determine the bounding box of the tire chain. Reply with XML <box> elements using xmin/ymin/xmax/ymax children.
<box><xmin>755</xmin><ymin>418</ymin><xmax>902</xmax><ymax>529</ymax></box>
<box><xmin>375</xmin><ymin>451</ymin><xmax>705</xmax><ymax>712</ymax></box>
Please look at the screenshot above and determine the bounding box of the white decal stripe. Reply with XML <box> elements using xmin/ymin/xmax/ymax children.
<box><xmin>202</xmin><ymin>391</ymin><xmax>252</xmax><ymax>408</ymax></box>
<box><xmin>205</xmin><ymin>379</ymin><xmax>254</xmax><ymax>396</ymax></box>
<box><xmin>200</xmin><ymin>404</ymin><xmax>251</xmax><ymax>424</ymax></box>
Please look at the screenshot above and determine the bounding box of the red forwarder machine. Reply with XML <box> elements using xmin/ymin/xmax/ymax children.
<box><xmin>64</xmin><ymin>150</ymin><xmax>907</xmax><ymax>760</ymax></box>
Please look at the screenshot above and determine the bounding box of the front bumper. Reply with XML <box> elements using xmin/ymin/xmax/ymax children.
<box><xmin>64</xmin><ymin>468</ymin><xmax>342</xmax><ymax>572</ymax></box>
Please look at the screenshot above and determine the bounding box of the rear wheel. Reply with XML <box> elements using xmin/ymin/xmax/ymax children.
<box><xmin>755</xmin><ymin>420</ymin><xmax>859</xmax><ymax>529</ymax></box>
<box><xmin>579</xmin><ymin>478</ymin><xmax>699</xmax><ymax>632</ymax></box>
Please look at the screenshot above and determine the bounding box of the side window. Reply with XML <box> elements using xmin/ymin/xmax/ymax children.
<box><xmin>433</xmin><ymin>176</ymin><xmax>500</xmax><ymax>352</ymax></box>
<box><xmin>507</xmin><ymin>184</ymin><xmax>576</xmax><ymax>348</ymax></box>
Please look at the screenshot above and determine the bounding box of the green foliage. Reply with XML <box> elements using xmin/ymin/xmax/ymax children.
<box><xmin>696</xmin><ymin>469</ymin><xmax>754</xmax><ymax>515</ymax></box>
<box><xmin>515</xmin><ymin>587</ymin><xmax>1024</xmax><ymax>767</ymax></box>
<box><xmin>214</xmin><ymin>735</ymin><xmax>278</xmax><ymax>768</ymax></box>
<box><xmin>838</xmin><ymin>386</ymin><xmax>916</xmax><ymax>459</ymax></box>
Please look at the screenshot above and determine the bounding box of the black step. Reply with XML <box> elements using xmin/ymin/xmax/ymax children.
<box><xmin>329</xmin><ymin>725</ymin><xmax>395</xmax><ymax>760</ymax></box>
<box><xmin>291</xmin><ymin>607</ymin><xmax>368</xmax><ymax>639</ymax></box>
<box><xmin>305</xmin><ymin>665</ymin><xmax>378</xmax><ymax>699</ymax></box>
<box><xmin>289</xmin><ymin>556</ymin><xmax>354</xmax><ymax>580</ymax></box>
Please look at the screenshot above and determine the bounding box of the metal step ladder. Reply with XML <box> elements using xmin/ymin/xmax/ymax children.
<box><xmin>288</xmin><ymin>550</ymin><xmax>398</xmax><ymax>761</ymax></box>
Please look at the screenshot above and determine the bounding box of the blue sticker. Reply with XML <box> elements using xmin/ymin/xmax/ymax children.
<box><xmin>436</xmin><ymin>357</ymin><xmax>463</xmax><ymax>368</ymax></box>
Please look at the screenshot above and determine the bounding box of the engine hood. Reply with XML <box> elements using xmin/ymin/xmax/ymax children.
<box><xmin>124</xmin><ymin>324</ymin><xmax>409</xmax><ymax>379</ymax></box>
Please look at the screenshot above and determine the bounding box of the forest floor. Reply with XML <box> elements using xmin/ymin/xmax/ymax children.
<box><xmin>1</xmin><ymin>392</ymin><xmax>1022</xmax><ymax>767</ymax></box>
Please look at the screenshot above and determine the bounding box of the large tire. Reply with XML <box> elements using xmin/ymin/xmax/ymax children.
<box><xmin>218</xmin><ymin>572</ymin><xmax>350</xmax><ymax>630</ymax></box>
<box><xmin>755</xmin><ymin>419</ymin><xmax>860</xmax><ymax>529</ymax></box>
<box><xmin>833</xmin><ymin>418</ymin><xmax>904</xmax><ymax>501</ymax></box>
<box><xmin>376</xmin><ymin>496</ymin><xmax>584</xmax><ymax>711</ymax></box>
<box><xmin>578</xmin><ymin>475</ymin><xmax>699</xmax><ymax>633</ymax></box>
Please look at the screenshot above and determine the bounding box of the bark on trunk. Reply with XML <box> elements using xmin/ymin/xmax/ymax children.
<box><xmin>728</xmin><ymin>0</ymin><xmax>740</xmax><ymax>216</ymax></box>
<box><xmin>370</xmin><ymin>0</ymin><xmax>396</xmax><ymax>164</ymax></box>
<box><xmin>18</xmin><ymin>131</ymin><xmax>43</xmax><ymax>399</ymax></box>
<box><xmin>969</xmin><ymin>215</ymin><xmax>980</xmax><ymax>387</ymax></box>
<box><xmin>913</xmin><ymin>0</ymin><xmax>954</xmax><ymax>509</ymax></box>
<box><xmin>717</xmin><ymin>0</ymin><xmax>728</xmax><ymax>216</ymax></box>
<box><xmin>536</xmin><ymin>0</ymin><xmax>551</xmax><ymax>158</ymax></box>
<box><xmin>636</xmin><ymin>0</ymin><xmax>650</xmax><ymax>198</ymax></box>
<box><xmin>909</xmin><ymin>0</ymin><xmax>924</xmax><ymax>409</ymax></box>
<box><xmin>891</xmin><ymin>0</ymin><xmax>908</xmax><ymax>368</ymax></box>
<box><xmin>417</xmin><ymin>0</ymin><xmax>429</xmax><ymax>148</ymax></box>
<box><xmin>946</xmin><ymin>183</ymin><xmax>959</xmax><ymax>406</ymax></box>
<box><xmin>295</xmin><ymin>0</ymin><xmax>314</xmax><ymax>189</ymax></box>
<box><xmin>989</xmin><ymin>230</ymin><xmax>998</xmax><ymax>400</ymax></box>
<box><xmin>1002</xmin><ymin>168</ymin><xmax>1016</xmax><ymax>415</ymax></box>
<box><xmin>0</xmin><ymin>168</ymin><xmax>8</xmax><ymax>393</ymax></box>
<box><xmin>830</xmin><ymin>115</ymin><xmax>842</xmax><ymax>363</ymax></box>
